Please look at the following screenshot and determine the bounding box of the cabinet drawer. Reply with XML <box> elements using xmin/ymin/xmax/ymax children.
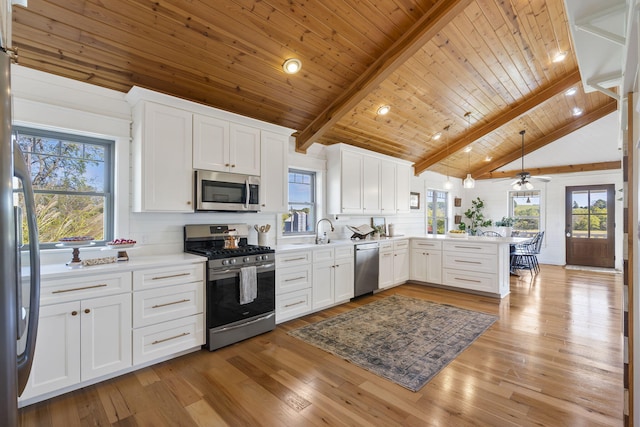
<box><xmin>276</xmin><ymin>250</ymin><xmax>311</xmax><ymax>267</ymax></box>
<box><xmin>411</xmin><ymin>240</ymin><xmax>442</xmax><ymax>250</ymax></box>
<box><xmin>133</xmin><ymin>314</ymin><xmax>204</xmax><ymax>365</ymax></box>
<box><xmin>393</xmin><ymin>239</ymin><xmax>409</xmax><ymax>250</ymax></box>
<box><xmin>276</xmin><ymin>288</ymin><xmax>312</xmax><ymax>323</ymax></box>
<box><xmin>334</xmin><ymin>245</ymin><xmax>354</xmax><ymax>259</ymax></box>
<box><xmin>379</xmin><ymin>241</ymin><xmax>393</xmax><ymax>252</ymax></box>
<box><xmin>313</xmin><ymin>247</ymin><xmax>335</xmax><ymax>262</ymax></box>
<box><xmin>41</xmin><ymin>272</ymin><xmax>132</xmax><ymax>305</ymax></box>
<box><xmin>133</xmin><ymin>282</ymin><xmax>204</xmax><ymax>328</ymax></box>
<box><xmin>443</xmin><ymin>241</ymin><xmax>497</xmax><ymax>255</ymax></box>
<box><xmin>443</xmin><ymin>252</ymin><xmax>496</xmax><ymax>274</ymax></box>
<box><xmin>276</xmin><ymin>265</ymin><xmax>312</xmax><ymax>295</ymax></box>
<box><xmin>443</xmin><ymin>270</ymin><xmax>498</xmax><ymax>294</ymax></box>
<box><xmin>133</xmin><ymin>263</ymin><xmax>204</xmax><ymax>291</ymax></box>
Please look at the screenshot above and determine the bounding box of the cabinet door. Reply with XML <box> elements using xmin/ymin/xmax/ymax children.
<box><xmin>425</xmin><ymin>251</ymin><xmax>443</xmax><ymax>285</ymax></box>
<box><xmin>396</xmin><ymin>164</ymin><xmax>411</xmax><ymax>213</ymax></box>
<box><xmin>334</xmin><ymin>257</ymin><xmax>354</xmax><ymax>302</ymax></box>
<box><xmin>193</xmin><ymin>114</ymin><xmax>230</xmax><ymax>172</ymax></box>
<box><xmin>380</xmin><ymin>162</ymin><xmax>396</xmax><ymax>214</ymax></box>
<box><xmin>379</xmin><ymin>250</ymin><xmax>394</xmax><ymax>289</ymax></box>
<box><xmin>80</xmin><ymin>293</ymin><xmax>132</xmax><ymax>381</ymax></box>
<box><xmin>260</xmin><ymin>131</ymin><xmax>289</xmax><ymax>212</ymax></box>
<box><xmin>340</xmin><ymin>151</ymin><xmax>363</xmax><ymax>213</ymax></box>
<box><xmin>20</xmin><ymin>301</ymin><xmax>81</xmax><ymax>400</ymax></box>
<box><xmin>138</xmin><ymin>102</ymin><xmax>193</xmax><ymax>212</ymax></box>
<box><xmin>394</xmin><ymin>248</ymin><xmax>410</xmax><ymax>284</ymax></box>
<box><xmin>229</xmin><ymin>123</ymin><xmax>261</xmax><ymax>175</ymax></box>
<box><xmin>312</xmin><ymin>261</ymin><xmax>335</xmax><ymax>310</ymax></box>
<box><xmin>362</xmin><ymin>155</ymin><xmax>380</xmax><ymax>214</ymax></box>
<box><xmin>410</xmin><ymin>249</ymin><xmax>427</xmax><ymax>282</ymax></box>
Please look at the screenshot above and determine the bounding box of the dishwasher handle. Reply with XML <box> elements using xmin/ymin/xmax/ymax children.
<box><xmin>355</xmin><ymin>242</ymin><xmax>379</xmax><ymax>251</ymax></box>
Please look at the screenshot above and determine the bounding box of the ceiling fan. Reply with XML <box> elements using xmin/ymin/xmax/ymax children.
<box><xmin>511</xmin><ymin>130</ymin><xmax>550</xmax><ymax>190</ymax></box>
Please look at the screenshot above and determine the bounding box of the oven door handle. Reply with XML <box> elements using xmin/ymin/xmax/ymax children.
<box><xmin>212</xmin><ymin>313</ymin><xmax>275</xmax><ymax>334</ymax></box>
<box><xmin>211</xmin><ymin>263</ymin><xmax>275</xmax><ymax>275</ymax></box>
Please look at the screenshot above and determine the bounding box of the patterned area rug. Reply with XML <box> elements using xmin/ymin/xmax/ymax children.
<box><xmin>288</xmin><ymin>294</ymin><xmax>498</xmax><ymax>392</ymax></box>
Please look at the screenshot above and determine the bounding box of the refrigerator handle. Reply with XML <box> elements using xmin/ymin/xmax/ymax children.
<box><xmin>13</xmin><ymin>141</ymin><xmax>40</xmax><ymax>395</ymax></box>
<box><xmin>14</xmin><ymin>206</ymin><xmax>25</xmax><ymax>338</ymax></box>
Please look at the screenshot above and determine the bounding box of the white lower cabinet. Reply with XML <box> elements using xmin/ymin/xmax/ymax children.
<box><xmin>378</xmin><ymin>241</ymin><xmax>394</xmax><ymax>289</ymax></box>
<box><xmin>313</xmin><ymin>245</ymin><xmax>354</xmax><ymax>310</ymax></box>
<box><xmin>275</xmin><ymin>250</ymin><xmax>313</xmax><ymax>323</ymax></box>
<box><xmin>20</xmin><ymin>274</ymin><xmax>132</xmax><ymax>402</ymax></box>
<box><xmin>392</xmin><ymin>239</ymin><xmax>410</xmax><ymax>285</ymax></box>
<box><xmin>410</xmin><ymin>240</ymin><xmax>442</xmax><ymax>284</ymax></box>
<box><xmin>132</xmin><ymin>263</ymin><xmax>205</xmax><ymax>365</ymax></box>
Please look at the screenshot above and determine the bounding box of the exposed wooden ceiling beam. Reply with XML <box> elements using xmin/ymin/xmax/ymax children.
<box><xmin>412</xmin><ymin>70</ymin><xmax>582</xmax><ymax>175</ymax></box>
<box><xmin>472</xmin><ymin>98</ymin><xmax>619</xmax><ymax>179</ymax></box>
<box><xmin>477</xmin><ymin>161</ymin><xmax>621</xmax><ymax>180</ymax></box>
<box><xmin>294</xmin><ymin>0</ymin><xmax>474</xmax><ymax>153</ymax></box>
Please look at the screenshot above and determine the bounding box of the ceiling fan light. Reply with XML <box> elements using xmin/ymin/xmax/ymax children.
<box><xmin>463</xmin><ymin>174</ymin><xmax>475</xmax><ymax>189</ymax></box>
<box><xmin>524</xmin><ymin>181</ymin><xmax>534</xmax><ymax>190</ymax></box>
<box><xmin>512</xmin><ymin>182</ymin><xmax>522</xmax><ymax>191</ymax></box>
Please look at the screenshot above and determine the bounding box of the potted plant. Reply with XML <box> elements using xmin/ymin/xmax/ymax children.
<box><xmin>495</xmin><ymin>216</ymin><xmax>516</xmax><ymax>237</ymax></box>
<box><xmin>458</xmin><ymin>197</ymin><xmax>492</xmax><ymax>235</ymax></box>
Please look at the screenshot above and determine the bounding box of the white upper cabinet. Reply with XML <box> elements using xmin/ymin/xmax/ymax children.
<box><xmin>326</xmin><ymin>144</ymin><xmax>412</xmax><ymax>215</ymax></box>
<box><xmin>192</xmin><ymin>114</ymin><xmax>229</xmax><ymax>172</ymax></box>
<box><xmin>130</xmin><ymin>101</ymin><xmax>194</xmax><ymax>212</ymax></box>
<box><xmin>260</xmin><ymin>131</ymin><xmax>289</xmax><ymax>213</ymax></box>
<box><xmin>193</xmin><ymin>116</ymin><xmax>260</xmax><ymax>175</ymax></box>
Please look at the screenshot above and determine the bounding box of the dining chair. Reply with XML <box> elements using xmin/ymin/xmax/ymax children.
<box><xmin>511</xmin><ymin>231</ymin><xmax>544</xmax><ymax>274</ymax></box>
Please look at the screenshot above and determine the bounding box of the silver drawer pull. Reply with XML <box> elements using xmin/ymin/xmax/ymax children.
<box><xmin>52</xmin><ymin>283</ymin><xmax>108</xmax><ymax>294</ymax></box>
<box><xmin>454</xmin><ymin>246</ymin><xmax>483</xmax><ymax>250</ymax></box>
<box><xmin>454</xmin><ymin>260</ymin><xmax>481</xmax><ymax>264</ymax></box>
<box><xmin>285</xmin><ymin>300</ymin><xmax>306</xmax><ymax>308</ymax></box>
<box><xmin>151</xmin><ymin>332</ymin><xmax>190</xmax><ymax>345</ymax></box>
<box><xmin>152</xmin><ymin>299</ymin><xmax>190</xmax><ymax>309</ymax></box>
<box><xmin>454</xmin><ymin>277</ymin><xmax>482</xmax><ymax>284</ymax></box>
<box><xmin>151</xmin><ymin>272</ymin><xmax>191</xmax><ymax>280</ymax></box>
<box><xmin>283</xmin><ymin>257</ymin><xmax>306</xmax><ymax>262</ymax></box>
<box><xmin>284</xmin><ymin>276</ymin><xmax>306</xmax><ymax>282</ymax></box>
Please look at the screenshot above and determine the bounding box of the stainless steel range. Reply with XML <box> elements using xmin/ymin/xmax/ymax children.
<box><xmin>184</xmin><ymin>224</ymin><xmax>275</xmax><ymax>351</ymax></box>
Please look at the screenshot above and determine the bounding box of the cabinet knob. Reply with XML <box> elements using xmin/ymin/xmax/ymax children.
<box><xmin>84</xmin><ymin>309</ymin><xmax>91</xmax><ymax>314</ymax></box>
<box><xmin>187</xmin><ymin>201</ymin><xmax>191</xmax><ymax>205</ymax></box>
<box><xmin>225</xmin><ymin>163</ymin><xmax>230</xmax><ymax>167</ymax></box>
<box><xmin>261</xmin><ymin>204</ymin><xmax>265</xmax><ymax>207</ymax></box>
<box><xmin>231</xmin><ymin>164</ymin><xmax>236</xmax><ymax>168</ymax></box>
<box><xmin>71</xmin><ymin>311</ymin><xmax>78</xmax><ymax>316</ymax></box>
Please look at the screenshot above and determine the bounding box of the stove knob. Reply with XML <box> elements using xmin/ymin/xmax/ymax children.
<box><xmin>229</xmin><ymin>259</ymin><xmax>237</xmax><ymax>265</ymax></box>
<box><xmin>221</xmin><ymin>259</ymin><xmax>229</xmax><ymax>266</ymax></box>
<box><xmin>255</xmin><ymin>255</ymin><xmax>262</xmax><ymax>261</ymax></box>
<box><xmin>243</xmin><ymin>257</ymin><xmax>250</xmax><ymax>263</ymax></box>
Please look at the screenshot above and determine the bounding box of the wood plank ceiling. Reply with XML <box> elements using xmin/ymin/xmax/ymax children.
<box><xmin>10</xmin><ymin>0</ymin><xmax>619</xmax><ymax>179</ymax></box>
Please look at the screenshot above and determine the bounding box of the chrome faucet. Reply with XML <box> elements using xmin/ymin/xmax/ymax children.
<box><xmin>315</xmin><ymin>218</ymin><xmax>335</xmax><ymax>244</ymax></box>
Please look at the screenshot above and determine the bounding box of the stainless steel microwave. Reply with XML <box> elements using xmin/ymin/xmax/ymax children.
<box><xmin>195</xmin><ymin>170</ymin><xmax>261</xmax><ymax>212</ymax></box>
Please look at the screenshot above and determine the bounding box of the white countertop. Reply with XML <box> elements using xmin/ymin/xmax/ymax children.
<box><xmin>30</xmin><ymin>253</ymin><xmax>207</xmax><ymax>280</ymax></box>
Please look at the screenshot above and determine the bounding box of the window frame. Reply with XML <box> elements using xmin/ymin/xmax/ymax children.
<box><xmin>426</xmin><ymin>189</ymin><xmax>449</xmax><ymax>235</ymax></box>
<box><xmin>13</xmin><ymin>126</ymin><xmax>115</xmax><ymax>249</ymax></box>
<box><xmin>509</xmin><ymin>190</ymin><xmax>542</xmax><ymax>237</ymax></box>
<box><xmin>283</xmin><ymin>168</ymin><xmax>317</xmax><ymax>236</ymax></box>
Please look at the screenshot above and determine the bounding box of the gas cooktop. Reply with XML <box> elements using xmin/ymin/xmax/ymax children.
<box><xmin>187</xmin><ymin>245</ymin><xmax>274</xmax><ymax>260</ymax></box>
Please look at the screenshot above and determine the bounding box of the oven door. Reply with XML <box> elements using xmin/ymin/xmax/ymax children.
<box><xmin>207</xmin><ymin>262</ymin><xmax>275</xmax><ymax>328</ymax></box>
<box><xmin>195</xmin><ymin>170</ymin><xmax>260</xmax><ymax>212</ymax></box>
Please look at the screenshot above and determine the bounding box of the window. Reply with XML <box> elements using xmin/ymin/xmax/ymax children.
<box><xmin>509</xmin><ymin>190</ymin><xmax>541</xmax><ymax>237</ymax></box>
<box><xmin>283</xmin><ymin>169</ymin><xmax>316</xmax><ymax>235</ymax></box>
<box><xmin>426</xmin><ymin>189</ymin><xmax>448</xmax><ymax>235</ymax></box>
<box><xmin>13</xmin><ymin>127</ymin><xmax>114</xmax><ymax>248</ymax></box>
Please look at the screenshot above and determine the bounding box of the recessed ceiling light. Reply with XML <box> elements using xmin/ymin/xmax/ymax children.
<box><xmin>552</xmin><ymin>51</ymin><xmax>568</xmax><ymax>63</ymax></box>
<box><xmin>433</xmin><ymin>132</ymin><xmax>442</xmax><ymax>140</ymax></box>
<box><xmin>572</xmin><ymin>107</ymin><xmax>583</xmax><ymax>116</ymax></box>
<box><xmin>565</xmin><ymin>87</ymin><xmax>577</xmax><ymax>96</ymax></box>
<box><xmin>485</xmin><ymin>156</ymin><xmax>492</xmax><ymax>162</ymax></box>
<box><xmin>464</xmin><ymin>147</ymin><xmax>472</xmax><ymax>153</ymax></box>
<box><xmin>282</xmin><ymin>58</ymin><xmax>302</xmax><ymax>74</ymax></box>
<box><xmin>377</xmin><ymin>105</ymin><xmax>391</xmax><ymax>115</ymax></box>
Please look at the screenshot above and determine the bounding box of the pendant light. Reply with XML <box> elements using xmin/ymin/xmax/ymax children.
<box><xmin>462</xmin><ymin>112</ymin><xmax>475</xmax><ymax>189</ymax></box>
<box><xmin>443</xmin><ymin>125</ymin><xmax>453</xmax><ymax>189</ymax></box>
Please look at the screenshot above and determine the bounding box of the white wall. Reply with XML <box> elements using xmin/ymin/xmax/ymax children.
<box><xmin>461</xmin><ymin>169</ymin><xmax>623</xmax><ymax>269</ymax></box>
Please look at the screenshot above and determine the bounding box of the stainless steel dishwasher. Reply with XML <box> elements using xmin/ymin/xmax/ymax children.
<box><xmin>354</xmin><ymin>241</ymin><xmax>379</xmax><ymax>297</ymax></box>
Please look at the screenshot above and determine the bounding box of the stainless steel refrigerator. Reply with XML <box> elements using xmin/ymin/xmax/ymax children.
<box><xmin>1</xmin><ymin>1</ymin><xmax>41</xmax><ymax>425</ymax></box>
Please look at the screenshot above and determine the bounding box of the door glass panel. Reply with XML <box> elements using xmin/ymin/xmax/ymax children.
<box><xmin>571</xmin><ymin>190</ymin><xmax>589</xmax><ymax>238</ymax></box>
<box><xmin>590</xmin><ymin>190</ymin><xmax>608</xmax><ymax>239</ymax></box>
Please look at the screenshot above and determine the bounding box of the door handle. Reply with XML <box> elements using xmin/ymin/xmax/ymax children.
<box><xmin>566</xmin><ymin>232</ymin><xmax>571</xmax><ymax>237</ymax></box>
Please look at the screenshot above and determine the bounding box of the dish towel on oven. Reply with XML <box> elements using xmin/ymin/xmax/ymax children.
<box><xmin>239</xmin><ymin>265</ymin><xmax>257</xmax><ymax>304</ymax></box>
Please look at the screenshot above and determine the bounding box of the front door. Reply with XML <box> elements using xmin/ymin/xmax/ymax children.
<box><xmin>565</xmin><ymin>185</ymin><xmax>615</xmax><ymax>268</ymax></box>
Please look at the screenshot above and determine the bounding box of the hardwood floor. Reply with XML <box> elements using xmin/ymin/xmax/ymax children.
<box><xmin>19</xmin><ymin>265</ymin><xmax>623</xmax><ymax>426</ymax></box>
